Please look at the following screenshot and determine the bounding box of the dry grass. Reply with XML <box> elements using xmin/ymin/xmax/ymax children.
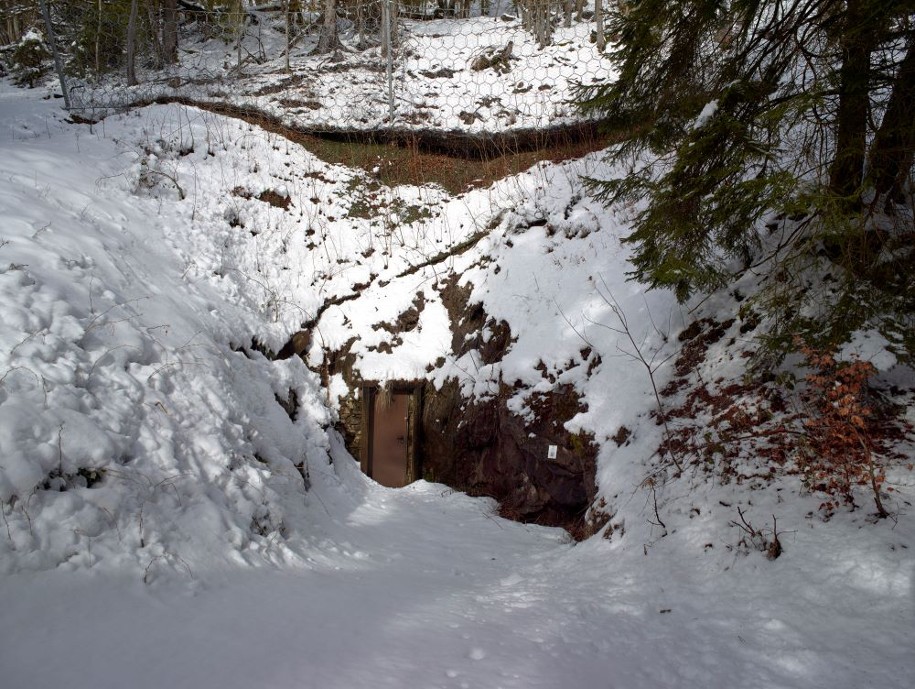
<box><xmin>263</xmin><ymin>128</ymin><xmax>611</xmax><ymax>194</ymax></box>
<box><xmin>129</xmin><ymin>97</ymin><xmax>612</xmax><ymax>193</ymax></box>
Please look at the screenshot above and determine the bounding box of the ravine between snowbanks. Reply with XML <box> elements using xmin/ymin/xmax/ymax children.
<box><xmin>72</xmin><ymin>96</ymin><xmax>611</xmax><ymax>193</ymax></box>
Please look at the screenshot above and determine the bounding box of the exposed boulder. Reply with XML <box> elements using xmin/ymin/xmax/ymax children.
<box><xmin>420</xmin><ymin>378</ymin><xmax>599</xmax><ymax>533</ymax></box>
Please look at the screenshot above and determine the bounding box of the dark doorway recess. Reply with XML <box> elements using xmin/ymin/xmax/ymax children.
<box><xmin>361</xmin><ymin>383</ymin><xmax>423</xmax><ymax>488</ymax></box>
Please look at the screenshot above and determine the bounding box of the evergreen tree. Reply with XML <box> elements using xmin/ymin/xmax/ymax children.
<box><xmin>10</xmin><ymin>28</ymin><xmax>49</xmax><ymax>87</ymax></box>
<box><xmin>578</xmin><ymin>1</ymin><xmax>915</xmax><ymax>353</ymax></box>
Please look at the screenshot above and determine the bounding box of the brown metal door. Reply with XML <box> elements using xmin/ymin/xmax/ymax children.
<box><xmin>371</xmin><ymin>392</ymin><xmax>409</xmax><ymax>487</ymax></box>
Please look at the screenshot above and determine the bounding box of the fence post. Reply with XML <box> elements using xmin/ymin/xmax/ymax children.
<box><xmin>37</xmin><ymin>0</ymin><xmax>70</xmax><ymax>110</ymax></box>
<box><xmin>382</xmin><ymin>0</ymin><xmax>395</xmax><ymax>126</ymax></box>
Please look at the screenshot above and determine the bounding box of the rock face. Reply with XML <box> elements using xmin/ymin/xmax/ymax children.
<box><xmin>418</xmin><ymin>277</ymin><xmax>600</xmax><ymax>534</ymax></box>
<box><xmin>420</xmin><ymin>378</ymin><xmax>598</xmax><ymax>532</ymax></box>
<box><xmin>307</xmin><ymin>278</ymin><xmax>603</xmax><ymax>538</ymax></box>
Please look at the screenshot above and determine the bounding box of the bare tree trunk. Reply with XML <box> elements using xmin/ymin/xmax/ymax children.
<box><xmin>316</xmin><ymin>0</ymin><xmax>341</xmax><ymax>54</ymax></box>
<box><xmin>95</xmin><ymin>0</ymin><xmax>101</xmax><ymax>76</ymax></box>
<box><xmin>382</xmin><ymin>0</ymin><xmax>394</xmax><ymax>123</ymax></box>
<box><xmin>868</xmin><ymin>39</ymin><xmax>915</xmax><ymax>204</ymax></box>
<box><xmin>163</xmin><ymin>0</ymin><xmax>178</xmax><ymax>64</ymax></box>
<box><xmin>356</xmin><ymin>0</ymin><xmax>364</xmax><ymax>50</ymax></box>
<box><xmin>520</xmin><ymin>1</ymin><xmax>532</xmax><ymax>33</ymax></box>
<box><xmin>381</xmin><ymin>0</ymin><xmax>391</xmax><ymax>57</ymax></box>
<box><xmin>235</xmin><ymin>0</ymin><xmax>244</xmax><ymax>70</ymax></box>
<box><xmin>594</xmin><ymin>0</ymin><xmax>605</xmax><ymax>51</ymax></box>
<box><xmin>535</xmin><ymin>0</ymin><xmax>552</xmax><ymax>47</ymax></box>
<box><xmin>391</xmin><ymin>0</ymin><xmax>399</xmax><ymax>50</ymax></box>
<box><xmin>380</xmin><ymin>0</ymin><xmax>399</xmax><ymax>58</ymax></box>
<box><xmin>284</xmin><ymin>0</ymin><xmax>291</xmax><ymax>70</ymax></box>
<box><xmin>145</xmin><ymin>0</ymin><xmax>164</xmax><ymax>67</ymax></box>
<box><xmin>126</xmin><ymin>0</ymin><xmax>139</xmax><ymax>86</ymax></box>
<box><xmin>38</xmin><ymin>0</ymin><xmax>70</xmax><ymax>108</ymax></box>
<box><xmin>829</xmin><ymin>0</ymin><xmax>877</xmax><ymax>201</ymax></box>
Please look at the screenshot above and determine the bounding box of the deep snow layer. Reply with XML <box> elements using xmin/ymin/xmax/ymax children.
<box><xmin>2</xmin><ymin>469</ymin><xmax>913</xmax><ymax>689</ymax></box>
<box><xmin>1</xmin><ymin>83</ymin><xmax>914</xmax><ymax>689</ymax></box>
<box><xmin>0</xmin><ymin>83</ymin><xmax>332</xmax><ymax>574</ymax></box>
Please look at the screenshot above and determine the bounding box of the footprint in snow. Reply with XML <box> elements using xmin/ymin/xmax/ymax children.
<box><xmin>468</xmin><ymin>648</ymin><xmax>486</xmax><ymax>661</ymax></box>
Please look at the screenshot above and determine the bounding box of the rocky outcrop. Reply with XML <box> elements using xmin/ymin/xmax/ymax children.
<box><xmin>287</xmin><ymin>278</ymin><xmax>603</xmax><ymax>538</ymax></box>
<box><xmin>420</xmin><ymin>378</ymin><xmax>599</xmax><ymax>533</ymax></box>
<box><xmin>421</xmin><ymin>278</ymin><xmax>600</xmax><ymax>534</ymax></box>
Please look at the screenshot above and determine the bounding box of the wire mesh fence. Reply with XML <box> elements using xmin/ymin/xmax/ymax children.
<box><xmin>3</xmin><ymin>1</ymin><xmax>613</xmax><ymax>137</ymax></box>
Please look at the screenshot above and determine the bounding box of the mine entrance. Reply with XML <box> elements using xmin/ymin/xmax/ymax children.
<box><xmin>362</xmin><ymin>385</ymin><xmax>422</xmax><ymax>488</ymax></box>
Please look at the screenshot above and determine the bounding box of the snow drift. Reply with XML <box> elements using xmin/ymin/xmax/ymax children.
<box><xmin>0</xmin><ymin>84</ymin><xmax>334</xmax><ymax>576</ymax></box>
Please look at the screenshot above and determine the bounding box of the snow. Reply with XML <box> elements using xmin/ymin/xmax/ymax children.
<box><xmin>692</xmin><ymin>99</ymin><xmax>719</xmax><ymax>129</ymax></box>
<box><xmin>1</xmin><ymin>77</ymin><xmax>914</xmax><ymax>689</ymax></box>
<box><xmin>839</xmin><ymin>329</ymin><xmax>898</xmax><ymax>371</ymax></box>
<box><xmin>2</xmin><ymin>476</ymin><xmax>913</xmax><ymax>689</ymax></box>
<box><xmin>0</xmin><ymin>83</ymin><xmax>330</xmax><ymax>573</ymax></box>
<box><xmin>68</xmin><ymin>16</ymin><xmax>614</xmax><ymax>134</ymax></box>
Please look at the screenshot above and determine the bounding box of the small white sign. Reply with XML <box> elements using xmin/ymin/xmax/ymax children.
<box><xmin>547</xmin><ymin>445</ymin><xmax>558</xmax><ymax>460</ymax></box>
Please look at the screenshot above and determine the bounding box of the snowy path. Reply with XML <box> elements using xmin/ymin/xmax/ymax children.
<box><xmin>3</xmin><ymin>470</ymin><xmax>912</xmax><ymax>689</ymax></box>
<box><xmin>0</xmin><ymin>481</ymin><xmax>597</xmax><ymax>689</ymax></box>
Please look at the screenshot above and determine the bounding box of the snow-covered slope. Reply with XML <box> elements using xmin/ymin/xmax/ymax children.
<box><xmin>0</xmin><ymin>83</ymin><xmax>333</xmax><ymax>575</ymax></box>
<box><xmin>1</xmin><ymin>82</ymin><xmax>914</xmax><ymax>689</ymax></box>
<box><xmin>73</xmin><ymin>15</ymin><xmax>612</xmax><ymax>133</ymax></box>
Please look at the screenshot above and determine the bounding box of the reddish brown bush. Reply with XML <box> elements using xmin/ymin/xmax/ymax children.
<box><xmin>797</xmin><ymin>343</ymin><xmax>888</xmax><ymax>518</ymax></box>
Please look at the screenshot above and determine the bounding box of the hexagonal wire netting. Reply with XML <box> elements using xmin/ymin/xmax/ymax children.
<box><xmin>21</xmin><ymin>1</ymin><xmax>612</xmax><ymax>135</ymax></box>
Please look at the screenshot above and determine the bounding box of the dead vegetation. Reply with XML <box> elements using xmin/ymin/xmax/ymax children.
<box><xmin>657</xmin><ymin>315</ymin><xmax>913</xmax><ymax>520</ymax></box>
<box><xmin>108</xmin><ymin>97</ymin><xmax>609</xmax><ymax>193</ymax></box>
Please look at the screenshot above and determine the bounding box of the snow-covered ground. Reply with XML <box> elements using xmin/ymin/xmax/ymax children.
<box><xmin>1</xmin><ymin>82</ymin><xmax>914</xmax><ymax>688</ymax></box>
<box><xmin>5</xmin><ymin>475</ymin><xmax>911</xmax><ymax>689</ymax></box>
<box><xmin>69</xmin><ymin>14</ymin><xmax>612</xmax><ymax>133</ymax></box>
